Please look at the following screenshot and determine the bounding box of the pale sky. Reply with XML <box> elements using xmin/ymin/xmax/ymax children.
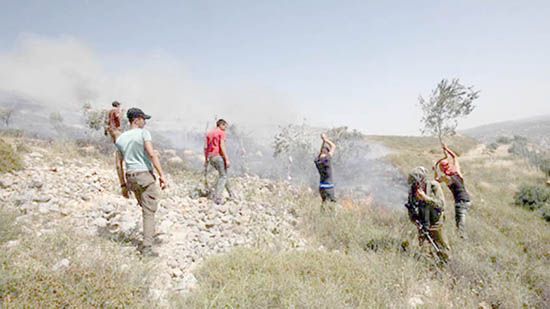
<box><xmin>0</xmin><ymin>0</ymin><xmax>549</xmax><ymax>134</ymax></box>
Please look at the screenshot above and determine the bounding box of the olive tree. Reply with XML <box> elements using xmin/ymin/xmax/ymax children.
<box><xmin>273</xmin><ymin>123</ymin><xmax>314</xmax><ymax>181</ymax></box>
<box><xmin>419</xmin><ymin>78</ymin><xmax>480</xmax><ymax>144</ymax></box>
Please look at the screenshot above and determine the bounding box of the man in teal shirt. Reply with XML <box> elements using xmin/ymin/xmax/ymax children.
<box><xmin>115</xmin><ymin>108</ymin><xmax>167</xmax><ymax>257</ymax></box>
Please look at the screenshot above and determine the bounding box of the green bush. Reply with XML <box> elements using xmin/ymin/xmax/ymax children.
<box><xmin>514</xmin><ymin>185</ymin><xmax>550</xmax><ymax>211</ymax></box>
<box><xmin>0</xmin><ymin>138</ymin><xmax>23</xmax><ymax>173</ymax></box>
<box><xmin>496</xmin><ymin>136</ymin><xmax>512</xmax><ymax>144</ymax></box>
<box><xmin>487</xmin><ymin>142</ymin><xmax>499</xmax><ymax>151</ymax></box>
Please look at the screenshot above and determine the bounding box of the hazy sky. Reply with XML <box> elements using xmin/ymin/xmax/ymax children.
<box><xmin>0</xmin><ymin>0</ymin><xmax>549</xmax><ymax>134</ymax></box>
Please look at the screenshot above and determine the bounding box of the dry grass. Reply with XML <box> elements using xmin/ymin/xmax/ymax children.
<box><xmin>367</xmin><ymin>134</ymin><xmax>478</xmax><ymax>175</ymax></box>
<box><xmin>2</xmin><ymin>134</ymin><xmax>548</xmax><ymax>307</ymax></box>
<box><xmin>0</xmin><ymin>208</ymin><xmax>153</xmax><ymax>308</ymax></box>
<box><xmin>181</xmin><ymin>135</ymin><xmax>549</xmax><ymax>308</ymax></box>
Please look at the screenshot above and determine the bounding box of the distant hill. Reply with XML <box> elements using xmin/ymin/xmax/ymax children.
<box><xmin>462</xmin><ymin>115</ymin><xmax>550</xmax><ymax>149</ymax></box>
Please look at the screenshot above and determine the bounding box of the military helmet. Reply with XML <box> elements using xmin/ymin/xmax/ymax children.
<box><xmin>408</xmin><ymin>166</ymin><xmax>427</xmax><ymax>185</ymax></box>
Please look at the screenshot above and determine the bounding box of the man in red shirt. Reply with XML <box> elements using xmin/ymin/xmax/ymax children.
<box><xmin>205</xmin><ymin>119</ymin><xmax>233</xmax><ymax>204</ymax></box>
<box><xmin>106</xmin><ymin>101</ymin><xmax>122</xmax><ymax>142</ymax></box>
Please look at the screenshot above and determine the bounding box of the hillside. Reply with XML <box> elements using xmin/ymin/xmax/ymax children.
<box><xmin>1</xmin><ymin>133</ymin><xmax>549</xmax><ymax>308</ymax></box>
<box><xmin>462</xmin><ymin>115</ymin><xmax>550</xmax><ymax>148</ymax></box>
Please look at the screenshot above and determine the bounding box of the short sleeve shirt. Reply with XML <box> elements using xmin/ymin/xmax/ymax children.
<box><xmin>315</xmin><ymin>154</ymin><xmax>333</xmax><ymax>184</ymax></box>
<box><xmin>115</xmin><ymin>128</ymin><xmax>153</xmax><ymax>172</ymax></box>
<box><xmin>108</xmin><ymin>108</ymin><xmax>121</xmax><ymax>129</ymax></box>
<box><xmin>205</xmin><ymin>128</ymin><xmax>226</xmax><ymax>158</ymax></box>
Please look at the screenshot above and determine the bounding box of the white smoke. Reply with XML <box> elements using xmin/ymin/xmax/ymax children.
<box><xmin>0</xmin><ymin>35</ymin><xmax>298</xmax><ymax>130</ymax></box>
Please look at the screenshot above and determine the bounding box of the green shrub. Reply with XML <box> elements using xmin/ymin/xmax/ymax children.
<box><xmin>496</xmin><ymin>136</ymin><xmax>512</xmax><ymax>144</ymax></box>
<box><xmin>0</xmin><ymin>138</ymin><xmax>23</xmax><ymax>173</ymax></box>
<box><xmin>514</xmin><ymin>185</ymin><xmax>550</xmax><ymax>211</ymax></box>
<box><xmin>487</xmin><ymin>142</ymin><xmax>499</xmax><ymax>151</ymax></box>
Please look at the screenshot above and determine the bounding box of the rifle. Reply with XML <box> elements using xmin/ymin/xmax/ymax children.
<box><xmin>413</xmin><ymin>219</ymin><xmax>442</xmax><ymax>259</ymax></box>
<box><xmin>404</xmin><ymin>202</ymin><xmax>444</xmax><ymax>264</ymax></box>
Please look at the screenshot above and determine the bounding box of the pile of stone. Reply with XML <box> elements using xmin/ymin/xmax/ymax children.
<box><xmin>0</xmin><ymin>142</ymin><xmax>308</xmax><ymax>297</ymax></box>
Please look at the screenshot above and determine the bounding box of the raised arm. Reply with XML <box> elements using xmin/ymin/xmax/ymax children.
<box><xmin>145</xmin><ymin>141</ymin><xmax>167</xmax><ymax>189</ymax></box>
<box><xmin>321</xmin><ymin>133</ymin><xmax>336</xmax><ymax>156</ymax></box>
<box><xmin>443</xmin><ymin>145</ymin><xmax>461</xmax><ymax>174</ymax></box>
<box><xmin>319</xmin><ymin>140</ymin><xmax>326</xmax><ymax>156</ymax></box>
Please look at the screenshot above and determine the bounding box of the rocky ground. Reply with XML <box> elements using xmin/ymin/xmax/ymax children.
<box><xmin>0</xmin><ymin>140</ymin><xmax>309</xmax><ymax>300</ymax></box>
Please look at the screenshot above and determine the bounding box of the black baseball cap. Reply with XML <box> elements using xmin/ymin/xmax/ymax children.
<box><xmin>127</xmin><ymin>108</ymin><xmax>151</xmax><ymax>121</ymax></box>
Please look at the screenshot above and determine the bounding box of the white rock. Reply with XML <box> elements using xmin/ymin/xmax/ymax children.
<box><xmin>158</xmin><ymin>220</ymin><xmax>173</xmax><ymax>235</ymax></box>
<box><xmin>171</xmin><ymin>267</ymin><xmax>183</xmax><ymax>278</ymax></box>
<box><xmin>177</xmin><ymin>273</ymin><xmax>198</xmax><ymax>291</ymax></box>
<box><xmin>38</xmin><ymin>205</ymin><xmax>50</xmax><ymax>214</ymax></box>
<box><xmin>164</xmin><ymin>149</ymin><xmax>177</xmax><ymax>157</ymax></box>
<box><xmin>92</xmin><ymin>217</ymin><xmax>108</xmax><ymax>228</ymax></box>
<box><xmin>33</xmin><ymin>195</ymin><xmax>52</xmax><ymax>203</ymax></box>
<box><xmin>0</xmin><ymin>178</ymin><xmax>14</xmax><ymax>189</ymax></box>
<box><xmin>29</xmin><ymin>152</ymin><xmax>44</xmax><ymax>159</ymax></box>
<box><xmin>408</xmin><ymin>296</ymin><xmax>424</xmax><ymax>307</ymax></box>
<box><xmin>100</xmin><ymin>204</ymin><xmax>115</xmax><ymax>213</ymax></box>
<box><xmin>52</xmin><ymin>258</ymin><xmax>70</xmax><ymax>271</ymax></box>
<box><xmin>29</xmin><ymin>180</ymin><xmax>43</xmax><ymax>189</ymax></box>
<box><xmin>5</xmin><ymin>240</ymin><xmax>20</xmax><ymax>248</ymax></box>
<box><xmin>168</xmin><ymin>156</ymin><xmax>184</xmax><ymax>164</ymax></box>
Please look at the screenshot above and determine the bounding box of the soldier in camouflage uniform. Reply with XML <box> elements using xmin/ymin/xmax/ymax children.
<box><xmin>406</xmin><ymin>166</ymin><xmax>450</xmax><ymax>262</ymax></box>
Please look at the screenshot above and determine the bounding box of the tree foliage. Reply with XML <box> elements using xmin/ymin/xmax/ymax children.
<box><xmin>82</xmin><ymin>103</ymin><xmax>108</xmax><ymax>133</ymax></box>
<box><xmin>273</xmin><ymin>123</ymin><xmax>313</xmax><ymax>159</ymax></box>
<box><xmin>324</xmin><ymin>126</ymin><xmax>369</xmax><ymax>166</ymax></box>
<box><xmin>49</xmin><ymin>112</ymin><xmax>64</xmax><ymax>130</ymax></box>
<box><xmin>419</xmin><ymin>78</ymin><xmax>479</xmax><ymax>143</ymax></box>
<box><xmin>273</xmin><ymin>123</ymin><xmax>314</xmax><ymax>181</ymax></box>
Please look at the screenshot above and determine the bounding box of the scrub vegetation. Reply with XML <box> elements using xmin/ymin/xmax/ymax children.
<box><xmin>182</xmin><ymin>135</ymin><xmax>549</xmax><ymax>308</ymax></box>
<box><xmin>1</xmin><ymin>134</ymin><xmax>548</xmax><ymax>308</ymax></box>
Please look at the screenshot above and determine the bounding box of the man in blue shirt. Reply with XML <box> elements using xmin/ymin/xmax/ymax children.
<box><xmin>115</xmin><ymin>108</ymin><xmax>167</xmax><ymax>257</ymax></box>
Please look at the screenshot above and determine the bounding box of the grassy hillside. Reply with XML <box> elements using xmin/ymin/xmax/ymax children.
<box><xmin>462</xmin><ymin>115</ymin><xmax>550</xmax><ymax>149</ymax></box>
<box><xmin>182</xmin><ymin>135</ymin><xmax>549</xmax><ymax>308</ymax></box>
<box><xmin>1</xmin><ymin>135</ymin><xmax>548</xmax><ymax>307</ymax></box>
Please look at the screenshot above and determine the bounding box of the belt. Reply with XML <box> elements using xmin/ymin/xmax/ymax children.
<box><xmin>319</xmin><ymin>182</ymin><xmax>334</xmax><ymax>189</ymax></box>
<box><xmin>126</xmin><ymin>171</ymin><xmax>152</xmax><ymax>177</ymax></box>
